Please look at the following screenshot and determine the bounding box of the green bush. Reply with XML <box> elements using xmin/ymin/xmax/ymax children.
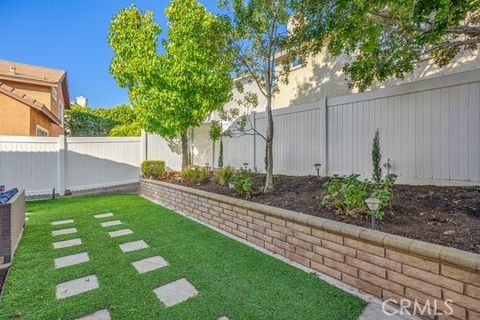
<box><xmin>229</xmin><ymin>169</ymin><xmax>253</xmax><ymax>198</ymax></box>
<box><xmin>322</xmin><ymin>174</ymin><xmax>395</xmax><ymax>218</ymax></box>
<box><xmin>182</xmin><ymin>166</ymin><xmax>208</xmax><ymax>185</ymax></box>
<box><xmin>214</xmin><ymin>166</ymin><xmax>236</xmax><ymax>186</ymax></box>
<box><xmin>109</xmin><ymin>123</ymin><xmax>141</xmax><ymax>136</ymax></box>
<box><xmin>141</xmin><ymin>160</ymin><xmax>166</xmax><ymax>179</ymax></box>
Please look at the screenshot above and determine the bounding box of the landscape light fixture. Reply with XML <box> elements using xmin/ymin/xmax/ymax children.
<box><xmin>205</xmin><ymin>162</ymin><xmax>210</xmax><ymax>172</ymax></box>
<box><xmin>314</xmin><ymin>163</ymin><xmax>322</xmax><ymax>177</ymax></box>
<box><xmin>383</xmin><ymin>158</ymin><xmax>392</xmax><ymax>175</ymax></box>
<box><xmin>365</xmin><ymin>197</ymin><xmax>381</xmax><ymax>229</ymax></box>
<box><xmin>243</xmin><ymin>162</ymin><xmax>249</xmax><ymax>171</ymax></box>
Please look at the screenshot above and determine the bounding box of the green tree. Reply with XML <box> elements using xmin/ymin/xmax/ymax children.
<box><xmin>290</xmin><ymin>0</ymin><xmax>480</xmax><ymax>91</ymax></box>
<box><xmin>65</xmin><ymin>104</ymin><xmax>140</xmax><ymax>137</ymax></box>
<box><xmin>108</xmin><ymin>2</ymin><xmax>233</xmax><ymax>168</ymax></box>
<box><xmin>372</xmin><ymin>129</ymin><xmax>382</xmax><ymax>183</ymax></box>
<box><xmin>221</xmin><ymin>0</ymin><xmax>293</xmax><ymax>192</ymax></box>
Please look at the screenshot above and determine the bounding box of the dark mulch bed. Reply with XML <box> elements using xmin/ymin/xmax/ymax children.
<box><xmin>168</xmin><ymin>174</ymin><xmax>480</xmax><ymax>254</ymax></box>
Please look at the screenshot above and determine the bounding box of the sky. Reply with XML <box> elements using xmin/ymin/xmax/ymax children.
<box><xmin>0</xmin><ymin>0</ymin><xmax>221</xmax><ymax>108</ymax></box>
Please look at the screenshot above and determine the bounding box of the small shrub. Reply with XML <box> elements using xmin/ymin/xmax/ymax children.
<box><xmin>182</xmin><ymin>166</ymin><xmax>208</xmax><ymax>185</ymax></box>
<box><xmin>372</xmin><ymin>129</ymin><xmax>382</xmax><ymax>183</ymax></box>
<box><xmin>214</xmin><ymin>166</ymin><xmax>236</xmax><ymax>186</ymax></box>
<box><xmin>322</xmin><ymin>174</ymin><xmax>395</xmax><ymax>218</ymax></box>
<box><xmin>229</xmin><ymin>169</ymin><xmax>253</xmax><ymax>198</ymax></box>
<box><xmin>141</xmin><ymin>160</ymin><xmax>166</xmax><ymax>179</ymax></box>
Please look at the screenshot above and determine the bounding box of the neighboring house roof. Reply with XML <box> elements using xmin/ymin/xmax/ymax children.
<box><xmin>0</xmin><ymin>60</ymin><xmax>71</xmax><ymax>109</ymax></box>
<box><xmin>0</xmin><ymin>81</ymin><xmax>61</xmax><ymax>125</ymax></box>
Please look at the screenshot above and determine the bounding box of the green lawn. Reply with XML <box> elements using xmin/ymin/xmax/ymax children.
<box><xmin>0</xmin><ymin>194</ymin><xmax>366</xmax><ymax>319</ymax></box>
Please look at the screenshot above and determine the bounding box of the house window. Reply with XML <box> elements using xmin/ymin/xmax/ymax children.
<box><xmin>36</xmin><ymin>125</ymin><xmax>49</xmax><ymax>137</ymax></box>
<box><xmin>291</xmin><ymin>57</ymin><xmax>302</xmax><ymax>69</ymax></box>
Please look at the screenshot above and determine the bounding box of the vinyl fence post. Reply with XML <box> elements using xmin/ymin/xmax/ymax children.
<box><xmin>57</xmin><ymin>135</ymin><xmax>66</xmax><ymax>196</ymax></box>
<box><xmin>320</xmin><ymin>95</ymin><xmax>328</xmax><ymax>176</ymax></box>
<box><xmin>141</xmin><ymin>130</ymin><xmax>148</xmax><ymax>162</ymax></box>
<box><xmin>253</xmin><ymin>111</ymin><xmax>257</xmax><ymax>172</ymax></box>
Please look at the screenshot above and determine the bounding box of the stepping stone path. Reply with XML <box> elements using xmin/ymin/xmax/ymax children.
<box><xmin>52</xmin><ymin>227</ymin><xmax>77</xmax><ymax>236</ymax></box>
<box><xmin>100</xmin><ymin>220</ymin><xmax>122</xmax><ymax>227</ymax></box>
<box><xmin>51</xmin><ymin>219</ymin><xmax>74</xmax><ymax>226</ymax></box>
<box><xmin>53</xmin><ymin>238</ymin><xmax>82</xmax><ymax>249</ymax></box>
<box><xmin>218</xmin><ymin>317</ymin><xmax>229</xmax><ymax>320</ymax></box>
<box><xmin>56</xmin><ymin>275</ymin><xmax>99</xmax><ymax>299</ymax></box>
<box><xmin>132</xmin><ymin>256</ymin><xmax>169</xmax><ymax>274</ymax></box>
<box><xmin>119</xmin><ymin>240</ymin><xmax>149</xmax><ymax>252</ymax></box>
<box><xmin>55</xmin><ymin>252</ymin><xmax>89</xmax><ymax>269</ymax></box>
<box><xmin>153</xmin><ymin>278</ymin><xmax>199</xmax><ymax>307</ymax></box>
<box><xmin>48</xmin><ymin>211</ymin><xmax>201</xmax><ymax>317</ymax></box>
<box><xmin>75</xmin><ymin>309</ymin><xmax>111</xmax><ymax>320</ymax></box>
<box><xmin>108</xmin><ymin>229</ymin><xmax>133</xmax><ymax>238</ymax></box>
<box><xmin>94</xmin><ymin>213</ymin><xmax>114</xmax><ymax>219</ymax></box>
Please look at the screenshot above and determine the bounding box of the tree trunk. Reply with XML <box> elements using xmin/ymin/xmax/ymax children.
<box><xmin>264</xmin><ymin>96</ymin><xmax>274</xmax><ymax>193</ymax></box>
<box><xmin>181</xmin><ymin>131</ymin><xmax>189</xmax><ymax>170</ymax></box>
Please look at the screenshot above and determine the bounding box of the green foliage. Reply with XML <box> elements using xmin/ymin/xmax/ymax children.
<box><xmin>322</xmin><ymin>174</ymin><xmax>395</xmax><ymax>218</ymax></box>
<box><xmin>65</xmin><ymin>104</ymin><xmax>140</xmax><ymax>137</ymax></box>
<box><xmin>372</xmin><ymin>129</ymin><xmax>382</xmax><ymax>183</ymax></box>
<box><xmin>109</xmin><ymin>3</ymin><xmax>234</xmax><ymax>166</ymax></box>
<box><xmin>214</xmin><ymin>166</ymin><xmax>236</xmax><ymax>186</ymax></box>
<box><xmin>229</xmin><ymin>169</ymin><xmax>253</xmax><ymax>199</ymax></box>
<box><xmin>182</xmin><ymin>166</ymin><xmax>208</xmax><ymax>185</ymax></box>
<box><xmin>141</xmin><ymin>160</ymin><xmax>166</xmax><ymax>179</ymax></box>
<box><xmin>289</xmin><ymin>0</ymin><xmax>480</xmax><ymax>91</ymax></box>
<box><xmin>109</xmin><ymin>123</ymin><xmax>141</xmax><ymax>137</ymax></box>
<box><xmin>209</xmin><ymin>121</ymin><xmax>222</xmax><ymax>142</ymax></box>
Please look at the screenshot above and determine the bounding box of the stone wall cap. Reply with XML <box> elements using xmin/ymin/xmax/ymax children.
<box><xmin>141</xmin><ymin>179</ymin><xmax>480</xmax><ymax>271</ymax></box>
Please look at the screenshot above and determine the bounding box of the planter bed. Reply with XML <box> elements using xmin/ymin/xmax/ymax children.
<box><xmin>167</xmin><ymin>174</ymin><xmax>480</xmax><ymax>254</ymax></box>
<box><xmin>140</xmin><ymin>178</ymin><xmax>480</xmax><ymax>320</ymax></box>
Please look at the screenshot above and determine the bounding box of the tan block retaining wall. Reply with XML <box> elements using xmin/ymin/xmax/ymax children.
<box><xmin>140</xmin><ymin>179</ymin><xmax>480</xmax><ymax>320</ymax></box>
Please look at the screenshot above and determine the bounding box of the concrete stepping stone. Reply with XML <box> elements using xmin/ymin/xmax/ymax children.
<box><xmin>55</xmin><ymin>252</ymin><xmax>89</xmax><ymax>269</ymax></box>
<box><xmin>52</xmin><ymin>227</ymin><xmax>77</xmax><ymax>236</ymax></box>
<box><xmin>153</xmin><ymin>278</ymin><xmax>198</xmax><ymax>307</ymax></box>
<box><xmin>56</xmin><ymin>275</ymin><xmax>99</xmax><ymax>299</ymax></box>
<box><xmin>132</xmin><ymin>256</ymin><xmax>168</xmax><ymax>274</ymax></box>
<box><xmin>218</xmin><ymin>317</ymin><xmax>229</xmax><ymax>320</ymax></box>
<box><xmin>100</xmin><ymin>220</ymin><xmax>122</xmax><ymax>228</ymax></box>
<box><xmin>119</xmin><ymin>240</ymin><xmax>149</xmax><ymax>253</ymax></box>
<box><xmin>94</xmin><ymin>213</ymin><xmax>113</xmax><ymax>219</ymax></box>
<box><xmin>108</xmin><ymin>229</ymin><xmax>133</xmax><ymax>238</ymax></box>
<box><xmin>51</xmin><ymin>219</ymin><xmax>74</xmax><ymax>226</ymax></box>
<box><xmin>53</xmin><ymin>238</ymin><xmax>82</xmax><ymax>249</ymax></box>
<box><xmin>75</xmin><ymin>309</ymin><xmax>111</xmax><ymax>320</ymax></box>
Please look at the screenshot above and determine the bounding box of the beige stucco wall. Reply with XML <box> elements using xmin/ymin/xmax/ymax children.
<box><xmin>2</xmin><ymin>80</ymin><xmax>52</xmax><ymax>109</ymax></box>
<box><xmin>228</xmin><ymin>49</ymin><xmax>480</xmax><ymax>115</ymax></box>
<box><xmin>0</xmin><ymin>94</ymin><xmax>31</xmax><ymax>136</ymax></box>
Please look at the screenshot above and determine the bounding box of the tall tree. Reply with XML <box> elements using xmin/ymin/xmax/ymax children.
<box><xmin>108</xmin><ymin>2</ymin><xmax>233</xmax><ymax>168</ymax></box>
<box><xmin>222</xmin><ymin>0</ymin><xmax>292</xmax><ymax>192</ymax></box>
<box><xmin>290</xmin><ymin>0</ymin><xmax>480</xmax><ymax>91</ymax></box>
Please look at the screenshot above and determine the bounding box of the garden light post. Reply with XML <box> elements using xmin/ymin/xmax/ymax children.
<box><xmin>205</xmin><ymin>163</ymin><xmax>210</xmax><ymax>172</ymax></box>
<box><xmin>365</xmin><ymin>197</ymin><xmax>381</xmax><ymax>229</ymax></box>
<box><xmin>243</xmin><ymin>162</ymin><xmax>249</xmax><ymax>171</ymax></box>
<box><xmin>314</xmin><ymin>163</ymin><xmax>322</xmax><ymax>177</ymax></box>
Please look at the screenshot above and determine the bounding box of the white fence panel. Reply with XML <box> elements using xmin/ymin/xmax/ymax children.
<box><xmin>327</xmin><ymin>71</ymin><xmax>480</xmax><ymax>183</ymax></box>
<box><xmin>66</xmin><ymin>137</ymin><xmax>141</xmax><ymax>191</ymax></box>
<box><xmin>0</xmin><ymin>136</ymin><xmax>58</xmax><ymax>196</ymax></box>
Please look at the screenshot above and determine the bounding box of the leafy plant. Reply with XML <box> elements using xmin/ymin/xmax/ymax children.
<box><xmin>109</xmin><ymin>123</ymin><xmax>141</xmax><ymax>136</ymax></box>
<box><xmin>182</xmin><ymin>166</ymin><xmax>208</xmax><ymax>185</ymax></box>
<box><xmin>141</xmin><ymin>160</ymin><xmax>166</xmax><ymax>179</ymax></box>
<box><xmin>229</xmin><ymin>169</ymin><xmax>253</xmax><ymax>199</ymax></box>
<box><xmin>322</xmin><ymin>174</ymin><xmax>395</xmax><ymax>218</ymax></box>
<box><xmin>214</xmin><ymin>166</ymin><xmax>236</xmax><ymax>186</ymax></box>
<box><xmin>372</xmin><ymin>129</ymin><xmax>382</xmax><ymax>183</ymax></box>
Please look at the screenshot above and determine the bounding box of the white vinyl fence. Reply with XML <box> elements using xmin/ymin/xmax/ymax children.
<box><xmin>215</xmin><ymin>69</ymin><xmax>480</xmax><ymax>185</ymax></box>
<box><xmin>0</xmin><ymin>136</ymin><xmax>141</xmax><ymax>196</ymax></box>
<box><xmin>1</xmin><ymin>69</ymin><xmax>479</xmax><ymax>196</ymax></box>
